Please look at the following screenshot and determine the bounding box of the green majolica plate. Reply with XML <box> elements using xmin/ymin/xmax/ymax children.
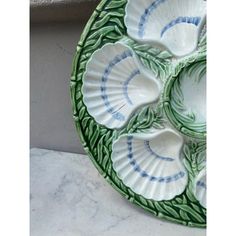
<box><xmin>71</xmin><ymin>0</ymin><xmax>206</xmax><ymax>227</ymax></box>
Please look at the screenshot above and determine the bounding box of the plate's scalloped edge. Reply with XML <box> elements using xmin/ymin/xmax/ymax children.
<box><xmin>70</xmin><ymin>0</ymin><xmax>206</xmax><ymax>228</ymax></box>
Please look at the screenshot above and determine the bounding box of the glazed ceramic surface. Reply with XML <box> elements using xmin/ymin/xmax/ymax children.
<box><xmin>71</xmin><ymin>0</ymin><xmax>206</xmax><ymax>228</ymax></box>
<box><xmin>112</xmin><ymin>128</ymin><xmax>188</xmax><ymax>201</ymax></box>
<box><xmin>82</xmin><ymin>42</ymin><xmax>160</xmax><ymax>129</ymax></box>
<box><xmin>125</xmin><ymin>0</ymin><xmax>206</xmax><ymax>57</ymax></box>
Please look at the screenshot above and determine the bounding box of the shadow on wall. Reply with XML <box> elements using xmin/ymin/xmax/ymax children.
<box><xmin>30</xmin><ymin>0</ymin><xmax>99</xmax><ymax>24</ymax></box>
<box><xmin>30</xmin><ymin>1</ymin><xmax>98</xmax><ymax>154</ymax></box>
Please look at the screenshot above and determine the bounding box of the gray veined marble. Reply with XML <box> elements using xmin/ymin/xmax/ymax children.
<box><xmin>30</xmin><ymin>148</ymin><xmax>206</xmax><ymax>236</ymax></box>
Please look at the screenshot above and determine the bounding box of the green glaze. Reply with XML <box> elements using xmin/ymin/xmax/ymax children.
<box><xmin>163</xmin><ymin>56</ymin><xmax>206</xmax><ymax>140</ymax></box>
<box><xmin>71</xmin><ymin>0</ymin><xmax>206</xmax><ymax>227</ymax></box>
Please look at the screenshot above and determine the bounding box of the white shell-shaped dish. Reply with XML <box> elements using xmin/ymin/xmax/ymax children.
<box><xmin>125</xmin><ymin>0</ymin><xmax>206</xmax><ymax>57</ymax></box>
<box><xmin>82</xmin><ymin>42</ymin><xmax>161</xmax><ymax>129</ymax></box>
<box><xmin>111</xmin><ymin>128</ymin><xmax>188</xmax><ymax>201</ymax></box>
<box><xmin>193</xmin><ymin>168</ymin><xmax>206</xmax><ymax>208</ymax></box>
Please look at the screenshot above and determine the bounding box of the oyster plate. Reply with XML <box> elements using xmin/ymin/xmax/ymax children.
<box><xmin>71</xmin><ymin>0</ymin><xmax>206</xmax><ymax>227</ymax></box>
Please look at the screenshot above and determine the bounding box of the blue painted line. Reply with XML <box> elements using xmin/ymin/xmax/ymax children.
<box><xmin>160</xmin><ymin>16</ymin><xmax>201</xmax><ymax>37</ymax></box>
<box><xmin>144</xmin><ymin>140</ymin><xmax>174</xmax><ymax>161</ymax></box>
<box><xmin>122</xmin><ymin>69</ymin><xmax>140</xmax><ymax>105</ymax></box>
<box><xmin>138</xmin><ymin>0</ymin><xmax>165</xmax><ymax>38</ymax></box>
<box><xmin>127</xmin><ymin>136</ymin><xmax>185</xmax><ymax>183</ymax></box>
<box><xmin>100</xmin><ymin>50</ymin><xmax>133</xmax><ymax>121</ymax></box>
<box><xmin>197</xmin><ymin>180</ymin><xmax>206</xmax><ymax>189</ymax></box>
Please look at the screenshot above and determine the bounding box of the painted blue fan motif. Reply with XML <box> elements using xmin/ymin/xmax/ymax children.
<box><xmin>127</xmin><ymin>136</ymin><xmax>185</xmax><ymax>183</ymax></box>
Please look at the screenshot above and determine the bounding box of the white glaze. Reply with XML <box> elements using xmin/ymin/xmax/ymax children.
<box><xmin>111</xmin><ymin>128</ymin><xmax>188</xmax><ymax>201</ymax></box>
<box><xmin>125</xmin><ymin>0</ymin><xmax>206</xmax><ymax>57</ymax></box>
<box><xmin>82</xmin><ymin>42</ymin><xmax>161</xmax><ymax>129</ymax></box>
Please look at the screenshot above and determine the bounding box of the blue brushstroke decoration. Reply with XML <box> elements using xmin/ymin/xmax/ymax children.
<box><xmin>138</xmin><ymin>0</ymin><xmax>165</xmax><ymax>38</ymax></box>
<box><xmin>101</xmin><ymin>50</ymin><xmax>133</xmax><ymax>121</ymax></box>
<box><xmin>161</xmin><ymin>16</ymin><xmax>201</xmax><ymax>37</ymax></box>
<box><xmin>197</xmin><ymin>180</ymin><xmax>206</xmax><ymax>189</ymax></box>
<box><xmin>122</xmin><ymin>69</ymin><xmax>140</xmax><ymax>105</ymax></box>
<box><xmin>144</xmin><ymin>140</ymin><xmax>174</xmax><ymax>161</ymax></box>
<box><xmin>127</xmin><ymin>136</ymin><xmax>185</xmax><ymax>182</ymax></box>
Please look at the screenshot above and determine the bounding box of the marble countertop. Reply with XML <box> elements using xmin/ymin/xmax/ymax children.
<box><xmin>30</xmin><ymin>148</ymin><xmax>206</xmax><ymax>236</ymax></box>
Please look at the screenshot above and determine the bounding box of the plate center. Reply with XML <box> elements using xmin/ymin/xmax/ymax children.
<box><xmin>164</xmin><ymin>59</ymin><xmax>206</xmax><ymax>139</ymax></box>
<box><xmin>177</xmin><ymin>60</ymin><xmax>206</xmax><ymax>124</ymax></box>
